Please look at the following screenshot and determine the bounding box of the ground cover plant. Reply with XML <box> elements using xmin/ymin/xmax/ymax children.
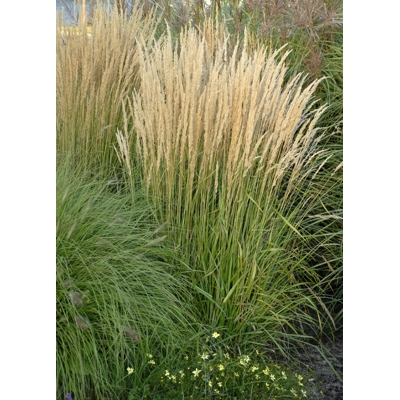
<box><xmin>57</xmin><ymin>1</ymin><xmax>342</xmax><ymax>398</ymax></box>
<box><xmin>127</xmin><ymin>331</ymin><xmax>310</xmax><ymax>399</ymax></box>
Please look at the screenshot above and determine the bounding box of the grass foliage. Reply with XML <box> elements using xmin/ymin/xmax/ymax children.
<box><xmin>56</xmin><ymin>156</ymin><xmax>197</xmax><ymax>399</ymax></box>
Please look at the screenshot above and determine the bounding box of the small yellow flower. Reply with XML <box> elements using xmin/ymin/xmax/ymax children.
<box><xmin>234</xmin><ymin>372</ymin><xmax>239</xmax><ymax>377</ymax></box>
<box><xmin>165</xmin><ymin>370</ymin><xmax>170</xmax><ymax>376</ymax></box>
<box><xmin>281</xmin><ymin>371</ymin><xmax>287</xmax><ymax>379</ymax></box>
<box><xmin>270</xmin><ymin>374</ymin><xmax>275</xmax><ymax>381</ymax></box>
<box><xmin>265</xmin><ymin>382</ymin><xmax>269</xmax><ymax>388</ymax></box>
<box><xmin>127</xmin><ymin>367</ymin><xmax>134</xmax><ymax>375</ymax></box>
<box><xmin>263</xmin><ymin>367</ymin><xmax>270</xmax><ymax>375</ymax></box>
<box><xmin>217</xmin><ymin>382</ymin><xmax>222</xmax><ymax>387</ymax></box>
<box><xmin>251</xmin><ymin>366</ymin><xmax>259</xmax><ymax>373</ymax></box>
<box><xmin>200</xmin><ymin>352</ymin><xmax>209</xmax><ymax>360</ymax></box>
<box><xmin>212</xmin><ymin>332</ymin><xmax>220</xmax><ymax>338</ymax></box>
<box><xmin>147</xmin><ymin>353</ymin><xmax>153</xmax><ymax>358</ymax></box>
<box><xmin>208</xmin><ymin>380</ymin><xmax>213</xmax><ymax>387</ymax></box>
<box><xmin>179</xmin><ymin>370</ymin><xmax>185</xmax><ymax>378</ymax></box>
<box><xmin>148</xmin><ymin>359</ymin><xmax>155</xmax><ymax>365</ymax></box>
<box><xmin>239</xmin><ymin>355</ymin><xmax>250</xmax><ymax>365</ymax></box>
<box><xmin>301</xmin><ymin>389</ymin><xmax>307</xmax><ymax>398</ymax></box>
<box><xmin>218</xmin><ymin>364</ymin><xmax>224</xmax><ymax>371</ymax></box>
<box><xmin>296</xmin><ymin>374</ymin><xmax>303</xmax><ymax>381</ymax></box>
<box><xmin>192</xmin><ymin>368</ymin><xmax>201</xmax><ymax>377</ymax></box>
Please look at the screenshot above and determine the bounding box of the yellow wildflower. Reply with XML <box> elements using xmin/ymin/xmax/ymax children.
<box><xmin>239</xmin><ymin>355</ymin><xmax>250</xmax><ymax>366</ymax></box>
<box><xmin>212</xmin><ymin>332</ymin><xmax>220</xmax><ymax>338</ymax></box>
<box><xmin>127</xmin><ymin>367</ymin><xmax>134</xmax><ymax>375</ymax></box>
<box><xmin>192</xmin><ymin>368</ymin><xmax>201</xmax><ymax>377</ymax></box>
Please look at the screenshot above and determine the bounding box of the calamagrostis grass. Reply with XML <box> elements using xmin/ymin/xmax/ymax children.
<box><xmin>119</xmin><ymin>25</ymin><xmax>334</xmax><ymax>350</ymax></box>
<box><xmin>56</xmin><ymin>3</ymin><xmax>157</xmax><ymax>169</ymax></box>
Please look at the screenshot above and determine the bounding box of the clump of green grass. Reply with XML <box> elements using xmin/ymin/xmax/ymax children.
<box><xmin>56</xmin><ymin>154</ymin><xmax>197</xmax><ymax>399</ymax></box>
<box><xmin>126</xmin><ymin>331</ymin><xmax>309</xmax><ymax>399</ymax></box>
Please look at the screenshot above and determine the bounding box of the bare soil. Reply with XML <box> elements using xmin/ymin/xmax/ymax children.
<box><xmin>285</xmin><ymin>336</ymin><xmax>343</xmax><ymax>400</ymax></box>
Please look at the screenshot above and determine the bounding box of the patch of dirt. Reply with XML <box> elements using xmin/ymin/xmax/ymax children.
<box><xmin>290</xmin><ymin>338</ymin><xmax>343</xmax><ymax>400</ymax></box>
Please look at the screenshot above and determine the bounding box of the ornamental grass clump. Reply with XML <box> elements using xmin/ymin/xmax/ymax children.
<box><xmin>56</xmin><ymin>2</ymin><xmax>157</xmax><ymax>170</ymax></box>
<box><xmin>117</xmin><ymin>24</ymin><xmax>336</xmax><ymax>352</ymax></box>
<box><xmin>56</xmin><ymin>155</ymin><xmax>196</xmax><ymax>400</ymax></box>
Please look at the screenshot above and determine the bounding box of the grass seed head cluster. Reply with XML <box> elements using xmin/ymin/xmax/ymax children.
<box><xmin>56</xmin><ymin>2</ymin><xmax>157</xmax><ymax>168</ymax></box>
